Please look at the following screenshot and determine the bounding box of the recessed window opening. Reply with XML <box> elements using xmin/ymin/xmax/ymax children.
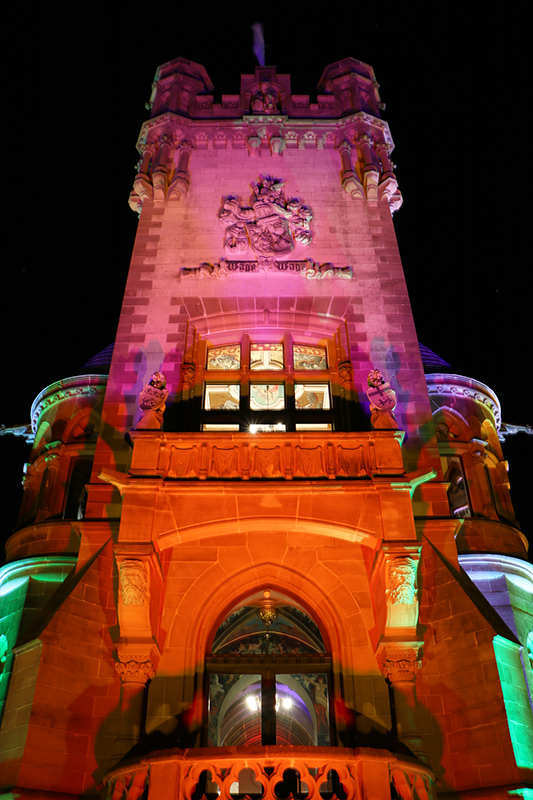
<box><xmin>206</xmin><ymin>590</ymin><xmax>331</xmax><ymax>747</ymax></box>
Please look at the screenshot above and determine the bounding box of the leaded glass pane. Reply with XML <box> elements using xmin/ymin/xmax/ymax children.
<box><xmin>250</xmin><ymin>343</ymin><xmax>284</xmax><ymax>371</ymax></box>
<box><xmin>204</xmin><ymin>384</ymin><xmax>240</xmax><ymax>410</ymax></box>
<box><xmin>207</xmin><ymin>345</ymin><xmax>241</xmax><ymax>370</ymax></box>
<box><xmin>293</xmin><ymin>345</ymin><xmax>327</xmax><ymax>370</ymax></box>
<box><xmin>250</xmin><ymin>384</ymin><xmax>285</xmax><ymax>410</ymax></box>
<box><xmin>295</xmin><ymin>383</ymin><xmax>330</xmax><ymax>410</ymax></box>
<box><xmin>209</xmin><ymin>674</ymin><xmax>261</xmax><ymax>746</ymax></box>
<box><xmin>276</xmin><ymin>674</ymin><xmax>330</xmax><ymax>745</ymax></box>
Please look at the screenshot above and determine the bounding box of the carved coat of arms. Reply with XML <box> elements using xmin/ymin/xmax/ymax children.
<box><xmin>218</xmin><ymin>176</ymin><xmax>313</xmax><ymax>258</ymax></box>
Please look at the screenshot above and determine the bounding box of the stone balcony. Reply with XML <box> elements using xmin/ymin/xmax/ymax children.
<box><xmin>128</xmin><ymin>431</ymin><xmax>406</xmax><ymax>482</ymax></box>
<box><xmin>102</xmin><ymin>746</ymin><xmax>435</xmax><ymax>800</ymax></box>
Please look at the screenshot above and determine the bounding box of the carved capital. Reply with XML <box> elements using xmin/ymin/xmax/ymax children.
<box><xmin>115</xmin><ymin>657</ymin><xmax>155</xmax><ymax>684</ymax></box>
<box><xmin>388</xmin><ymin>556</ymin><xmax>417</xmax><ymax>604</ymax></box>
<box><xmin>380</xmin><ymin>648</ymin><xmax>422</xmax><ymax>682</ymax></box>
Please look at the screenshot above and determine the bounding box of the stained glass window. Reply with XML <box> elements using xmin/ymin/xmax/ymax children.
<box><xmin>207</xmin><ymin>345</ymin><xmax>241</xmax><ymax>371</ymax></box>
<box><xmin>204</xmin><ymin>385</ymin><xmax>240</xmax><ymax>410</ymax></box>
<box><xmin>293</xmin><ymin>345</ymin><xmax>327</xmax><ymax>370</ymax></box>
<box><xmin>294</xmin><ymin>383</ymin><xmax>330</xmax><ymax>410</ymax></box>
<box><xmin>250</xmin><ymin>343</ymin><xmax>284</xmax><ymax>371</ymax></box>
<box><xmin>250</xmin><ymin>384</ymin><xmax>285</xmax><ymax>411</ymax></box>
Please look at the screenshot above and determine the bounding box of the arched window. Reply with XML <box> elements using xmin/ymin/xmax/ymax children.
<box><xmin>205</xmin><ymin>591</ymin><xmax>332</xmax><ymax>746</ymax></box>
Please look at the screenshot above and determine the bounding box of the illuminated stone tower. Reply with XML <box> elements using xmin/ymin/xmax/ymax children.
<box><xmin>1</xmin><ymin>58</ymin><xmax>531</xmax><ymax>799</ymax></box>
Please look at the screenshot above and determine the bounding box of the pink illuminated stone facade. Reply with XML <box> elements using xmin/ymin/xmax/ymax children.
<box><xmin>1</xmin><ymin>58</ymin><xmax>531</xmax><ymax>800</ymax></box>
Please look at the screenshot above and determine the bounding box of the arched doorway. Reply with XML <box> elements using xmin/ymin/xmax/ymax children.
<box><xmin>206</xmin><ymin>590</ymin><xmax>331</xmax><ymax>746</ymax></box>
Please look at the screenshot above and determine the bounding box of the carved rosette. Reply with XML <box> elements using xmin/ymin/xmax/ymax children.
<box><xmin>115</xmin><ymin>657</ymin><xmax>155</xmax><ymax>684</ymax></box>
<box><xmin>380</xmin><ymin>649</ymin><xmax>422</xmax><ymax>683</ymax></box>
<box><xmin>388</xmin><ymin>557</ymin><xmax>417</xmax><ymax>604</ymax></box>
<box><xmin>120</xmin><ymin>559</ymin><xmax>147</xmax><ymax>606</ymax></box>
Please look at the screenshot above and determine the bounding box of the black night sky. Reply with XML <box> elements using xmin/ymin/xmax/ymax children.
<box><xmin>1</xmin><ymin>5</ymin><xmax>531</xmax><ymax>554</ymax></box>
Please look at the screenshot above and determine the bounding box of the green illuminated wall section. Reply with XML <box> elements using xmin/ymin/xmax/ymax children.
<box><xmin>493</xmin><ymin>635</ymin><xmax>533</xmax><ymax>770</ymax></box>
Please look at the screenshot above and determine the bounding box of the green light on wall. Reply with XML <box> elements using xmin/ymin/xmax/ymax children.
<box><xmin>493</xmin><ymin>635</ymin><xmax>533</xmax><ymax>770</ymax></box>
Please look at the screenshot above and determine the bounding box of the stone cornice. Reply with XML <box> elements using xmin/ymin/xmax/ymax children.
<box><xmin>30</xmin><ymin>375</ymin><xmax>108</xmax><ymax>434</ymax></box>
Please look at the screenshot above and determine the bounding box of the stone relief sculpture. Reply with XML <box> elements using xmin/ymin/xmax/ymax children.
<box><xmin>251</xmin><ymin>82</ymin><xmax>279</xmax><ymax>113</ymax></box>
<box><xmin>120</xmin><ymin>559</ymin><xmax>148</xmax><ymax>606</ymax></box>
<box><xmin>366</xmin><ymin>369</ymin><xmax>398</xmax><ymax>429</ymax></box>
<box><xmin>218</xmin><ymin>176</ymin><xmax>313</xmax><ymax>259</ymax></box>
<box><xmin>137</xmin><ymin>371</ymin><xmax>169</xmax><ymax>429</ymax></box>
<box><xmin>388</xmin><ymin>557</ymin><xmax>417</xmax><ymax>604</ymax></box>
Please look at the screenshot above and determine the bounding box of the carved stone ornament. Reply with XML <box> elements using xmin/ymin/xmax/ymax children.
<box><xmin>381</xmin><ymin>650</ymin><xmax>422</xmax><ymax>682</ymax></box>
<box><xmin>115</xmin><ymin>657</ymin><xmax>155</xmax><ymax>684</ymax></box>
<box><xmin>120</xmin><ymin>559</ymin><xmax>148</xmax><ymax>606</ymax></box>
<box><xmin>218</xmin><ymin>176</ymin><xmax>313</xmax><ymax>257</ymax></box>
<box><xmin>137</xmin><ymin>371</ymin><xmax>169</xmax><ymax>430</ymax></box>
<box><xmin>388</xmin><ymin>557</ymin><xmax>418</xmax><ymax>604</ymax></box>
<box><xmin>179</xmin><ymin>258</ymin><xmax>352</xmax><ymax>281</ymax></box>
<box><xmin>251</xmin><ymin>82</ymin><xmax>280</xmax><ymax>114</ymax></box>
<box><xmin>366</xmin><ymin>369</ymin><xmax>398</xmax><ymax>430</ymax></box>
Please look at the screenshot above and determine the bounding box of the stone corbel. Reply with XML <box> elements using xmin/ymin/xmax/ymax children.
<box><xmin>386</xmin><ymin>555</ymin><xmax>420</xmax><ymax>630</ymax></box>
<box><xmin>338</xmin><ymin>140</ymin><xmax>364</xmax><ymax>199</ymax></box>
<box><xmin>168</xmin><ymin>140</ymin><xmax>193</xmax><ymax>200</ymax></box>
<box><xmin>247</xmin><ymin>134</ymin><xmax>262</xmax><ymax>156</ymax></box>
<box><xmin>270</xmin><ymin>135</ymin><xmax>284</xmax><ymax>157</ymax></box>
<box><xmin>114</xmin><ymin>542</ymin><xmax>165</xmax><ymax>644</ymax></box>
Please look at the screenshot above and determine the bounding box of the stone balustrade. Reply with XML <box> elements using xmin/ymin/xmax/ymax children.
<box><xmin>129</xmin><ymin>431</ymin><xmax>405</xmax><ymax>482</ymax></box>
<box><xmin>103</xmin><ymin>746</ymin><xmax>435</xmax><ymax>800</ymax></box>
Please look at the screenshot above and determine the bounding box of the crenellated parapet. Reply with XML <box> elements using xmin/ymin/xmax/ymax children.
<box><xmin>129</xmin><ymin>60</ymin><xmax>402</xmax><ymax>214</ymax></box>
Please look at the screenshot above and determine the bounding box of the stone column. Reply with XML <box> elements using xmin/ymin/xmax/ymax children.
<box><xmin>381</xmin><ymin>647</ymin><xmax>425</xmax><ymax>761</ymax></box>
<box><xmin>375</xmin><ymin>140</ymin><xmax>394</xmax><ymax>179</ymax></box>
<box><xmin>133</xmin><ymin>143</ymin><xmax>155</xmax><ymax>205</ymax></box>
<box><xmin>114</xmin><ymin>653</ymin><xmax>155</xmax><ymax>757</ymax></box>
<box><xmin>168</xmin><ymin>140</ymin><xmax>193</xmax><ymax>200</ymax></box>
<box><xmin>359</xmin><ymin>133</ymin><xmax>379</xmax><ymax>199</ymax></box>
<box><xmin>338</xmin><ymin>140</ymin><xmax>364</xmax><ymax>199</ymax></box>
<box><xmin>338</xmin><ymin>360</ymin><xmax>356</xmax><ymax>431</ymax></box>
<box><xmin>152</xmin><ymin>134</ymin><xmax>172</xmax><ymax>201</ymax></box>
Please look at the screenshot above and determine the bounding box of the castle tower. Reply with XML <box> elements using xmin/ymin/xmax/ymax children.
<box><xmin>1</xmin><ymin>57</ymin><xmax>531</xmax><ymax>800</ymax></box>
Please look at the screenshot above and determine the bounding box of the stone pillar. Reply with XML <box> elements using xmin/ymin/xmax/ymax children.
<box><xmin>375</xmin><ymin>140</ymin><xmax>394</xmax><ymax>179</ymax></box>
<box><xmin>359</xmin><ymin>133</ymin><xmax>379</xmax><ymax>199</ymax></box>
<box><xmin>381</xmin><ymin>647</ymin><xmax>425</xmax><ymax>761</ymax></box>
<box><xmin>114</xmin><ymin>652</ymin><xmax>155</xmax><ymax>757</ymax></box>
<box><xmin>152</xmin><ymin>134</ymin><xmax>172</xmax><ymax>201</ymax></box>
<box><xmin>168</xmin><ymin>140</ymin><xmax>193</xmax><ymax>200</ymax></box>
<box><xmin>133</xmin><ymin>143</ymin><xmax>155</xmax><ymax>205</ymax></box>
<box><xmin>338</xmin><ymin>140</ymin><xmax>364</xmax><ymax>199</ymax></box>
<box><xmin>338</xmin><ymin>360</ymin><xmax>356</xmax><ymax>431</ymax></box>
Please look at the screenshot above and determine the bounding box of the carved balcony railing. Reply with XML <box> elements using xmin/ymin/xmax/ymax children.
<box><xmin>129</xmin><ymin>431</ymin><xmax>405</xmax><ymax>482</ymax></box>
<box><xmin>102</xmin><ymin>746</ymin><xmax>435</xmax><ymax>800</ymax></box>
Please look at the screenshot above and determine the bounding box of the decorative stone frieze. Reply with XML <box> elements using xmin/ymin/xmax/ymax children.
<box><xmin>179</xmin><ymin>258</ymin><xmax>352</xmax><ymax>280</ymax></box>
<box><xmin>128</xmin><ymin>430</ymin><xmax>405</xmax><ymax>481</ymax></box>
